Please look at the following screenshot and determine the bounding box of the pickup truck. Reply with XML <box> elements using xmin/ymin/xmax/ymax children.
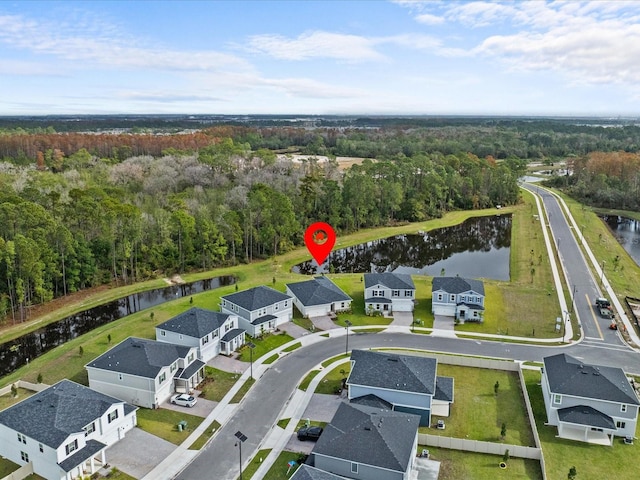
<box><xmin>595</xmin><ymin>297</ymin><xmax>611</xmax><ymax>309</ymax></box>
<box><xmin>599</xmin><ymin>307</ymin><xmax>613</xmax><ymax>319</ymax></box>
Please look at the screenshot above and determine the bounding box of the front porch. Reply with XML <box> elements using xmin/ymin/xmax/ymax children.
<box><xmin>60</xmin><ymin>440</ymin><xmax>108</xmax><ymax>479</ymax></box>
<box><xmin>557</xmin><ymin>424</ymin><xmax>613</xmax><ymax>446</ymax></box>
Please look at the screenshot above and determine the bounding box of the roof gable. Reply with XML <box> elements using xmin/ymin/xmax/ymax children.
<box><xmin>348</xmin><ymin>350</ymin><xmax>437</xmax><ymax>395</ymax></box>
<box><xmin>286</xmin><ymin>276</ymin><xmax>352</xmax><ymax>306</ymax></box>
<box><xmin>0</xmin><ymin>380</ymin><xmax>135</xmax><ymax>448</ymax></box>
<box><xmin>543</xmin><ymin>353</ymin><xmax>640</xmax><ymax>405</ymax></box>
<box><xmin>157</xmin><ymin>307</ymin><xmax>230</xmax><ymax>338</ymax></box>
<box><xmin>364</xmin><ymin>272</ymin><xmax>415</xmax><ymax>290</ymax></box>
<box><xmin>221</xmin><ymin>286</ymin><xmax>292</xmax><ymax>311</ymax></box>
<box><xmin>432</xmin><ymin>276</ymin><xmax>484</xmax><ymax>295</ymax></box>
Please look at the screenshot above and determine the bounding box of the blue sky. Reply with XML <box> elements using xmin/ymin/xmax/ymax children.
<box><xmin>2</xmin><ymin>1</ymin><xmax>640</xmax><ymax>116</ymax></box>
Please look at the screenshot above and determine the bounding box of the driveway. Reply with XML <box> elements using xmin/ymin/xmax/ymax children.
<box><xmin>284</xmin><ymin>433</ymin><xmax>316</xmax><ymax>454</ymax></box>
<box><xmin>208</xmin><ymin>354</ymin><xmax>249</xmax><ymax>374</ymax></box>
<box><xmin>302</xmin><ymin>394</ymin><xmax>344</xmax><ymax>423</ymax></box>
<box><xmin>161</xmin><ymin>394</ymin><xmax>217</xmax><ymax>418</ymax></box>
<box><xmin>310</xmin><ymin>315</ymin><xmax>338</xmax><ymax>331</ymax></box>
<box><xmin>391</xmin><ymin>311</ymin><xmax>413</xmax><ymax>326</ymax></box>
<box><xmin>279</xmin><ymin>321</ymin><xmax>311</xmax><ymax>338</ymax></box>
<box><xmin>432</xmin><ymin>315</ymin><xmax>456</xmax><ymax>337</ymax></box>
<box><xmin>104</xmin><ymin>427</ymin><xmax>176</xmax><ymax>479</ymax></box>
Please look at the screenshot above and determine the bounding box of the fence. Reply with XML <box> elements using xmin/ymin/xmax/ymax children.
<box><xmin>0</xmin><ymin>380</ymin><xmax>49</xmax><ymax>396</ymax></box>
<box><xmin>418</xmin><ymin>433</ymin><xmax>541</xmax><ymax>459</ymax></box>
<box><xmin>0</xmin><ymin>462</ymin><xmax>33</xmax><ymax>480</ymax></box>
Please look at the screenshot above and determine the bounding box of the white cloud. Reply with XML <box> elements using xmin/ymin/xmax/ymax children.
<box><xmin>415</xmin><ymin>13</ymin><xmax>445</xmax><ymax>25</ymax></box>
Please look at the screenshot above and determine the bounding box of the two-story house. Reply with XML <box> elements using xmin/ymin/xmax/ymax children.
<box><xmin>86</xmin><ymin>337</ymin><xmax>203</xmax><ymax>409</ymax></box>
<box><xmin>364</xmin><ymin>272</ymin><xmax>415</xmax><ymax>314</ymax></box>
<box><xmin>155</xmin><ymin>307</ymin><xmax>245</xmax><ymax>362</ymax></box>
<box><xmin>309</xmin><ymin>402</ymin><xmax>420</xmax><ymax>480</ymax></box>
<box><xmin>431</xmin><ymin>276</ymin><xmax>485</xmax><ymax>322</ymax></box>
<box><xmin>346</xmin><ymin>349</ymin><xmax>454</xmax><ymax>427</ymax></box>
<box><xmin>285</xmin><ymin>276</ymin><xmax>352</xmax><ymax>318</ymax></box>
<box><xmin>542</xmin><ymin>353</ymin><xmax>640</xmax><ymax>445</ymax></box>
<box><xmin>220</xmin><ymin>286</ymin><xmax>293</xmax><ymax>337</ymax></box>
<box><xmin>0</xmin><ymin>380</ymin><xmax>137</xmax><ymax>480</ymax></box>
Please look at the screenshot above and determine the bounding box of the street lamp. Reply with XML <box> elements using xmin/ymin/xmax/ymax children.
<box><xmin>344</xmin><ymin>320</ymin><xmax>352</xmax><ymax>357</ymax></box>
<box><xmin>247</xmin><ymin>341</ymin><xmax>256</xmax><ymax>380</ymax></box>
<box><xmin>562</xmin><ymin>311</ymin><xmax>570</xmax><ymax>343</ymax></box>
<box><xmin>235</xmin><ymin>430</ymin><xmax>247</xmax><ymax>480</ymax></box>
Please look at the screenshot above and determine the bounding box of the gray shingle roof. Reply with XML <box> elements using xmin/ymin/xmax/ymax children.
<box><xmin>543</xmin><ymin>353</ymin><xmax>640</xmax><ymax>405</ymax></box>
<box><xmin>58</xmin><ymin>439</ymin><xmax>107</xmax><ymax>472</ymax></box>
<box><xmin>350</xmin><ymin>394</ymin><xmax>393</xmax><ymax>410</ymax></box>
<box><xmin>221</xmin><ymin>328</ymin><xmax>244</xmax><ymax>342</ymax></box>
<box><xmin>364</xmin><ymin>272</ymin><xmax>415</xmax><ymax>290</ymax></box>
<box><xmin>176</xmin><ymin>360</ymin><xmax>205</xmax><ymax>380</ymax></box>
<box><xmin>157</xmin><ymin>308</ymin><xmax>231</xmax><ymax>339</ymax></box>
<box><xmin>364</xmin><ymin>297</ymin><xmax>392</xmax><ymax>304</ymax></box>
<box><xmin>86</xmin><ymin>337</ymin><xmax>192</xmax><ymax>378</ymax></box>
<box><xmin>286</xmin><ymin>276</ymin><xmax>351</xmax><ymax>307</ymax></box>
<box><xmin>558</xmin><ymin>405</ymin><xmax>616</xmax><ymax>430</ymax></box>
<box><xmin>222</xmin><ymin>286</ymin><xmax>292</xmax><ymax>311</ymax></box>
<box><xmin>432</xmin><ymin>276</ymin><xmax>485</xmax><ymax>296</ymax></box>
<box><xmin>0</xmin><ymin>380</ymin><xmax>136</xmax><ymax>449</ymax></box>
<box><xmin>347</xmin><ymin>350</ymin><xmax>437</xmax><ymax>395</ymax></box>
<box><xmin>434</xmin><ymin>376</ymin><xmax>455</xmax><ymax>403</ymax></box>
<box><xmin>291</xmin><ymin>465</ymin><xmax>346</xmax><ymax>480</ymax></box>
<box><xmin>253</xmin><ymin>314</ymin><xmax>277</xmax><ymax>326</ymax></box>
<box><xmin>312</xmin><ymin>402</ymin><xmax>419</xmax><ymax>473</ymax></box>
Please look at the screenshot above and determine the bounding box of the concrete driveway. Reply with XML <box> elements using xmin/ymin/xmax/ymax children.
<box><xmin>279</xmin><ymin>321</ymin><xmax>311</xmax><ymax>338</ymax></box>
<box><xmin>208</xmin><ymin>354</ymin><xmax>249</xmax><ymax>374</ymax></box>
<box><xmin>391</xmin><ymin>311</ymin><xmax>414</xmax><ymax>326</ymax></box>
<box><xmin>284</xmin><ymin>433</ymin><xmax>316</xmax><ymax>454</ymax></box>
<box><xmin>161</xmin><ymin>395</ymin><xmax>217</xmax><ymax>418</ymax></box>
<box><xmin>302</xmin><ymin>394</ymin><xmax>344</xmax><ymax>423</ymax></box>
<box><xmin>310</xmin><ymin>315</ymin><xmax>338</xmax><ymax>331</ymax></box>
<box><xmin>104</xmin><ymin>427</ymin><xmax>176</xmax><ymax>479</ymax></box>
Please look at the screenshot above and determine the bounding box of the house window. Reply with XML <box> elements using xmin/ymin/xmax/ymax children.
<box><xmin>159</xmin><ymin>372</ymin><xmax>167</xmax><ymax>384</ymax></box>
<box><xmin>160</xmin><ymin>330</ymin><xmax>166</xmax><ymax>337</ymax></box>
<box><xmin>188</xmin><ymin>353</ymin><xmax>194</xmax><ymax>362</ymax></box>
<box><xmin>450</xmin><ymin>294</ymin><xmax>455</xmax><ymax>302</ymax></box>
<box><xmin>226</xmin><ymin>323</ymin><xmax>231</xmax><ymax>332</ymax></box>
<box><xmin>405</xmin><ymin>290</ymin><xmax>413</xmax><ymax>297</ymax></box>
<box><xmin>213</xmin><ymin>330</ymin><xmax>219</xmax><ymax>338</ymax></box>
<box><xmin>285</xmin><ymin>301</ymin><xmax>289</xmax><ymax>307</ymax></box>
<box><xmin>341</xmin><ymin>302</ymin><xmax>345</xmax><ymax>308</ymax></box>
<box><xmin>275</xmin><ymin>303</ymin><xmax>279</xmax><ymax>310</ymax></box>
<box><xmin>170</xmin><ymin>362</ymin><xmax>177</xmax><ymax>373</ymax></box>
<box><xmin>437</xmin><ymin>294</ymin><xmax>443</xmax><ymax>301</ymax></box>
<box><xmin>617</xmin><ymin>421</ymin><xmax>626</xmax><ymax>429</ymax></box>
<box><xmin>65</xmin><ymin>439</ymin><xmax>78</xmax><ymax>455</ymax></box>
<box><xmin>351</xmin><ymin>462</ymin><xmax>358</xmax><ymax>474</ymax></box>
<box><xmin>20</xmin><ymin>452</ymin><xmax>28</xmax><ymax>463</ymax></box>
<box><xmin>392</xmin><ymin>290</ymin><xmax>400</xmax><ymax>297</ymax></box>
<box><xmin>17</xmin><ymin>433</ymin><xmax>26</xmax><ymax>444</ymax></box>
<box><xmin>222</xmin><ymin>300</ymin><xmax>227</xmax><ymax>307</ymax></box>
<box><xmin>108</xmin><ymin>410</ymin><xmax>119</xmax><ymax>423</ymax></box>
<box><xmin>84</xmin><ymin>422</ymin><xmax>95</xmax><ymax>436</ymax></box>
<box><xmin>202</xmin><ymin>335</ymin><xmax>209</xmax><ymax>345</ymax></box>
<box><xmin>621</xmin><ymin>404</ymin><xmax>628</xmax><ymax>413</ymax></box>
<box><xmin>553</xmin><ymin>394</ymin><xmax>561</xmax><ymax>405</ymax></box>
<box><xmin>39</xmin><ymin>443</ymin><xmax>43</xmax><ymax>453</ymax></box>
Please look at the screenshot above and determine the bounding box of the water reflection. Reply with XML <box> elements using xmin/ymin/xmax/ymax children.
<box><xmin>603</xmin><ymin>215</ymin><xmax>640</xmax><ymax>266</ymax></box>
<box><xmin>293</xmin><ymin>215</ymin><xmax>511</xmax><ymax>280</ymax></box>
<box><xmin>0</xmin><ymin>276</ymin><xmax>235</xmax><ymax>378</ymax></box>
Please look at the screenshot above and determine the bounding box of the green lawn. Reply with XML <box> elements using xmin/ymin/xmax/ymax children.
<box><xmin>238</xmin><ymin>332</ymin><xmax>294</xmax><ymax>362</ymax></box>
<box><xmin>523</xmin><ymin>369</ymin><xmax>640</xmax><ymax>479</ymax></box>
<box><xmin>199</xmin><ymin>367</ymin><xmax>243</xmax><ymax>402</ymax></box>
<box><xmin>314</xmin><ymin>362</ymin><xmax>350</xmax><ymax>395</ymax></box>
<box><xmin>423</xmin><ymin>445</ymin><xmax>543</xmax><ymax>480</ymax></box>
<box><xmin>0</xmin><ymin>457</ymin><xmax>20</xmax><ymax>477</ymax></box>
<box><xmin>136</xmin><ymin>408</ymin><xmax>204</xmax><ymax>445</ymax></box>
<box><xmin>231</xmin><ymin>377</ymin><xmax>255</xmax><ymax>403</ymax></box>
<box><xmin>102</xmin><ymin>467</ymin><xmax>137</xmax><ymax>480</ymax></box>
<box><xmin>0</xmin><ymin>387</ymin><xmax>36</xmax><ymax>410</ymax></box>
<box><xmin>262</xmin><ymin>451</ymin><xmax>309</xmax><ymax>480</ymax></box>
<box><xmin>298</xmin><ymin>370</ymin><xmax>321</xmax><ymax>391</ymax></box>
<box><xmin>188</xmin><ymin>420</ymin><xmax>221</xmax><ymax>450</ymax></box>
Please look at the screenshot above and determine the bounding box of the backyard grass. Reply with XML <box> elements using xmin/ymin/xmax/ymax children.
<box><xmin>423</xmin><ymin>445</ymin><xmax>543</xmax><ymax>480</ymax></box>
<box><xmin>0</xmin><ymin>387</ymin><xmax>36</xmax><ymax>410</ymax></box>
<box><xmin>0</xmin><ymin>457</ymin><xmax>20</xmax><ymax>477</ymax></box>
<box><xmin>238</xmin><ymin>332</ymin><xmax>294</xmax><ymax>362</ymax></box>
<box><xmin>424</xmin><ymin>364</ymin><xmax>535</xmax><ymax>447</ymax></box>
<box><xmin>230</xmin><ymin>377</ymin><xmax>255</xmax><ymax>403</ymax></box>
<box><xmin>136</xmin><ymin>408</ymin><xmax>204</xmax><ymax>445</ymax></box>
<box><xmin>523</xmin><ymin>369</ymin><xmax>640</xmax><ymax>480</ymax></box>
<box><xmin>188</xmin><ymin>420</ymin><xmax>221</xmax><ymax>450</ymax></box>
<box><xmin>262</xmin><ymin>450</ymin><xmax>308</xmax><ymax>480</ymax></box>
<box><xmin>199</xmin><ymin>367</ymin><xmax>244</xmax><ymax>402</ymax></box>
<box><xmin>298</xmin><ymin>369</ymin><xmax>321</xmax><ymax>391</ymax></box>
<box><xmin>314</xmin><ymin>362</ymin><xmax>350</xmax><ymax>395</ymax></box>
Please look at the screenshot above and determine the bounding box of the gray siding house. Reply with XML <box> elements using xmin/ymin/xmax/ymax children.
<box><xmin>156</xmin><ymin>307</ymin><xmax>245</xmax><ymax>362</ymax></box>
<box><xmin>291</xmin><ymin>465</ymin><xmax>345</xmax><ymax>480</ymax></box>
<box><xmin>431</xmin><ymin>276</ymin><xmax>485</xmax><ymax>321</ymax></box>
<box><xmin>542</xmin><ymin>353</ymin><xmax>640</xmax><ymax>445</ymax></box>
<box><xmin>86</xmin><ymin>337</ymin><xmax>203</xmax><ymax>409</ymax></box>
<box><xmin>310</xmin><ymin>402</ymin><xmax>420</xmax><ymax>480</ymax></box>
<box><xmin>346</xmin><ymin>350</ymin><xmax>453</xmax><ymax>427</ymax></box>
<box><xmin>0</xmin><ymin>380</ymin><xmax>137</xmax><ymax>480</ymax></box>
<box><xmin>286</xmin><ymin>276</ymin><xmax>352</xmax><ymax>318</ymax></box>
<box><xmin>364</xmin><ymin>273</ymin><xmax>415</xmax><ymax>314</ymax></box>
<box><xmin>220</xmin><ymin>286</ymin><xmax>293</xmax><ymax>337</ymax></box>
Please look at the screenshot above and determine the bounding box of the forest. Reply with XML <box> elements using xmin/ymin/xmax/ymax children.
<box><xmin>0</xmin><ymin>116</ymin><xmax>638</xmax><ymax>324</ymax></box>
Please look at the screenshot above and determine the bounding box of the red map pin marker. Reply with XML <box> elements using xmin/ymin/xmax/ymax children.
<box><xmin>304</xmin><ymin>222</ymin><xmax>336</xmax><ymax>265</ymax></box>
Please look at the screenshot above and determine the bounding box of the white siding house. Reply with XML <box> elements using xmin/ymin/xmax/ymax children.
<box><xmin>0</xmin><ymin>380</ymin><xmax>137</xmax><ymax>480</ymax></box>
<box><xmin>156</xmin><ymin>307</ymin><xmax>245</xmax><ymax>362</ymax></box>
<box><xmin>364</xmin><ymin>273</ymin><xmax>415</xmax><ymax>314</ymax></box>
<box><xmin>86</xmin><ymin>337</ymin><xmax>203</xmax><ymax>409</ymax></box>
<box><xmin>286</xmin><ymin>276</ymin><xmax>352</xmax><ymax>318</ymax></box>
<box><xmin>431</xmin><ymin>276</ymin><xmax>485</xmax><ymax>321</ymax></box>
<box><xmin>220</xmin><ymin>286</ymin><xmax>293</xmax><ymax>337</ymax></box>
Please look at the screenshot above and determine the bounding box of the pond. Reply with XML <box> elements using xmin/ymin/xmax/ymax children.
<box><xmin>293</xmin><ymin>215</ymin><xmax>511</xmax><ymax>280</ymax></box>
<box><xmin>602</xmin><ymin>215</ymin><xmax>640</xmax><ymax>266</ymax></box>
<box><xmin>0</xmin><ymin>275</ymin><xmax>235</xmax><ymax>378</ymax></box>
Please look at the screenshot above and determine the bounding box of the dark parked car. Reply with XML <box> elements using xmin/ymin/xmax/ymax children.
<box><xmin>297</xmin><ymin>426</ymin><xmax>323</xmax><ymax>441</ymax></box>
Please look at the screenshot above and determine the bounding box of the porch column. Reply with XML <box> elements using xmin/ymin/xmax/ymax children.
<box><xmin>90</xmin><ymin>456</ymin><xmax>96</xmax><ymax>474</ymax></box>
<box><xmin>101</xmin><ymin>450</ymin><xmax>106</xmax><ymax>465</ymax></box>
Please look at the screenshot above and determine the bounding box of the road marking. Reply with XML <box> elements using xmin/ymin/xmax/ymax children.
<box><xmin>584</xmin><ymin>336</ymin><xmax>604</xmax><ymax>341</ymax></box>
<box><xmin>585</xmin><ymin>293</ymin><xmax>604</xmax><ymax>340</ymax></box>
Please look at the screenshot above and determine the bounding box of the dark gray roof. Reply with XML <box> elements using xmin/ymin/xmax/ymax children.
<box><xmin>291</xmin><ymin>465</ymin><xmax>345</xmax><ymax>480</ymax></box>
<box><xmin>458</xmin><ymin>302</ymin><xmax>485</xmax><ymax>310</ymax></box>
<box><xmin>176</xmin><ymin>360</ymin><xmax>205</xmax><ymax>380</ymax></box>
<box><xmin>86</xmin><ymin>337</ymin><xmax>192</xmax><ymax>378</ymax></box>
<box><xmin>253</xmin><ymin>314</ymin><xmax>277</xmax><ymax>326</ymax></box>
<box><xmin>350</xmin><ymin>394</ymin><xmax>393</xmax><ymax>410</ymax></box>
<box><xmin>347</xmin><ymin>350</ymin><xmax>437</xmax><ymax>395</ymax></box>
<box><xmin>432</xmin><ymin>276</ymin><xmax>485</xmax><ymax>296</ymax></box>
<box><xmin>58</xmin><ymin>439</ymin><xmax>107</xmax><ymax>472</ymax></box>
<box><xmin>286</xmin><ymin>276</ymin><xmax>351</xmax><ymax>307</ymax></box>
<box><xmin>364</xmin><ymin>273</ymin><xmax>415</xmax><ymax>290</ymax></box>
<box><xmin>543</xmin><ymin>353</ymin><xmax>640</xmax><ymax>405</ymax></box>
<box><xmin>0</xmin><ymin>380</ymin><xmax>136</xmax><ymax>449</ymax></box>
<box><xmin>221</xmin><ymin>328</ymin><xmax>244</xmax><ymax>342</ymax></box>
<box><xmin>222</xmin><ymin>286</ymin><xmax>292</xmax><ymax>311</ymax></box>
<box><xmin>364</xmin><ymin>297</ymin><xmax>392</xmax><ymax>304</ymax></box>
<box><xmin>157</xmin><ymin>308</ymin><xmax>231</xmax><ymax>338</ymax></box>
<box><xmin>558</xmin><ymin>405</ymin><xmax>616</xmax><ymax>430</ymax></box>
<box><xmin>312</xmin><ymin>403</ymin><xmax>419</xmax><ymax>473</ymax></box>
<box><xmin>434</xmin><ymin>376</ymin><xmax>455</xmax><ymax>403</ymax></box>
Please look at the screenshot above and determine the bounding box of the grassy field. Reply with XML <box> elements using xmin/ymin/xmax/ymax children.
<box><xmin>0</xmin><ymin>387</ymin><xmax>35</xmax><ymax>410</ymax></box>
<box><xmin>136</xmin><ymin>408</ymin><xmax>204</xmax><ymax>445</ymax></box>
<box><xmin>0</xmin><ymin>458</ymin><xmax>20</xmax><ymax>477</ymax></box>
<box><xmin>314</xmin><ymin>361</ymin><xmax>350</xmax><ymax>395</ymax></box>
<box><xmin>188</xmin><ymin>420</ymin><xmax>221</xmax><ymax>450</ymax></box>
<box><xmin>262</xmin><ymin>451</ymin><xmax>308</xmax><ymax>480</ymax></box>
<box><xmin>237</xmin><ymin>332</ymin><xmax>294</xmax><ymax>362</ymax></box>
<box><xmin>199</xmin><ymin>367</ymin><xmax>243</xmax><ymax>402</ymax></box>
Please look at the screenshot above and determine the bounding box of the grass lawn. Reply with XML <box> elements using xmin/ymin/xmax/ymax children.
<box><xmin>424</xmin><ymin>364</ymin><xmax>535</xmax><ymax>447</ymax></box>
<box><xmin>321</xmin><ymin>354</ymin><xmax>349</xmax><ymax>368</ymax></box>
<box><xmin>298</xmin><ymin>370</ymin><xmax>321</xmax><ymax>391</ymax></box>
<box><xmin>238</xmin><ymin>332</ymin><xmax>294</xmax><ymax>362</ymax></box>
<box><xmin>262</xmin><ymin>451</ymin><xmax>308</xmax><ymax>480</ymax></box>
<box><xmin>188</xmin><ymin>420</ymin><xmax>221</xmax><ymax>450</ymax></box>
<box><xmin>314</xmin><ymin>362</ymin><xmax>350</xmax><ymax>395</ymax></box>
<box><xmin>231</xmin><ymin>377</ymin><xmax>255</xmax><ymax>403</ymax></box>
<box><xmin>199</xmin><ymin>367</ymin><xmax>243</xmax><ymax>402</ymax></box>
<box><xmin>136</xmin><ymin>408</ymin><xmax>204</xmax><ymax>445</ymax></box>
<box><xmin>282</xmin><ymin>342</ymin><xmax>301</xmax><ymax>352</ymax></box>
<box><xmin>523</xmin><ymin>369</ymin><xmax>640</xmax><ymax>479</ymax></box>
<box><xmin>0</xmin><ymin>458</ymin><xmax>20</xmax><ymax>477</ymax></box>
<box><xmin>240</xmin><ymin>448</ymin><xmax>272</xmax><ymax>480</ymax></box>
<box><xmin>423</xmin><ymin>445</ymin><xmax>543</xmax><ymax>480</ymax></box>
<box><xmin>102</xmin><ymin>467</ymin><xmax>137</xmax><ymax>480</ymax></box>
<box><xmin>277</xmin><ymin>418</ymin><xmax>290</xmax><ymax>429</ymax></box>
<box><xmin>0</xmin><ymin>387</ymin><xmax>36</xmax><ymax>410</ymax></box>
<box><xmin>263</xmin><ymin>353</ymin><xmax>279</xmax><ymax>364</ymax></box>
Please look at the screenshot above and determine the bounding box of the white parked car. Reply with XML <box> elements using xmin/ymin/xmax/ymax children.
<box><xmin>171</xmin><ymin>393</ymin><xmax>197</xmax><ymax>407</ymax></box>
